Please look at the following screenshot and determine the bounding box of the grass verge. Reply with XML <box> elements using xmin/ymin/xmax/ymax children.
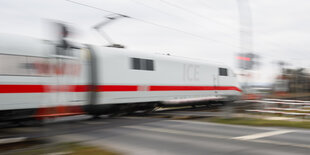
<box><xmin>199</xmin><ymin>117</ymin><xmax>310</xmax><ymax>129</ymax></box>
<box><xmin>6</xmin><ymin>142</ymin><xmax>120</xmax><ymax>155</ymax></box>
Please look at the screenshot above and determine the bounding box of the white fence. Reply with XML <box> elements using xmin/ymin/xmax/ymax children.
<box><xmin>245</xmin><ymin>98</ymin><xmax>310</xmax><ymax>118</ymax></box>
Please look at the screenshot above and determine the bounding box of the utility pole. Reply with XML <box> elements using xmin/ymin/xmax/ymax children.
<box><xmin>237</xmin><ymin>0</ymin><xmax>253</xmax><ymax>55</ymax></box>
<box><xmin>222</xmin><ymin>0</ymin><xmax>255</xmax><ymax>118</ymax></box>
<box><xmin>236</xmin><ymin>0</ymin><xmax>255</xmax><ymax>91</ymax></box>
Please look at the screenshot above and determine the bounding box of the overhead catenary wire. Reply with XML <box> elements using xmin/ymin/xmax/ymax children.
<box><xmin>64</xmin><ymin>0</ymin><xmax>309</xmax><ymax>65</ymax></box>
<box><xmin>64</xmin><ymin>0</ymin><xmax>250</xmax><ymax>51</ymax></box>
<box><xmin>0</xmin><ymin>0</ymin><xmax>306</xmax><ymax>67</ymax></box>
<box><xmin>159</xmin><ymin>0</ymin><xmax>238</xmax><ymax>31</ymax></box>
<box><xmin>133</xmin><ymin>0</ymin><xmax>308</xmax><ymax>61</ymax></box>
<box><xmin>64</xmin><ymin>0</ymin><xmax>290</xmax><ymax>58</ymax></box>
<box><xmin>130</xmin><ymin>0</ymin><xmax>271</xmax><ymax>58</ymax></box>
<box><xmin>130</xmin><ymin>0</ymin><xmax>240</xmax><ymax>38</ymax></box>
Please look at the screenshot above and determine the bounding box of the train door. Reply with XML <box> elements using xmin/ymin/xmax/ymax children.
<box><xmin>213</xmin><ymin>74</ymin><xmax>219</xmax><ymax>96</ymax></box>
<box><xmin>39</xmin><ymin>46</ymin><xmax>89</xmax><ymax>117</ymax></box>
<box><xmin>54</xmin><ymin>54</ymin><xmax>78</xmax><ymax>107</ymax></box>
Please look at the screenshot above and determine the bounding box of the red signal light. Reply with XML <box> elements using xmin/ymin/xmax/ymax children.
<box><xmin>237</xmin><ymin>56</ymin><xmax>251</xmax><ymax>61</ymax></box>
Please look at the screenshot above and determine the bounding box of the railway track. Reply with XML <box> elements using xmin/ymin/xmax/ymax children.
<box><xmin>1</xmin><ymin>98</ymin><xmax>309</xmax><ymax>154</ymax></box>
<box><xmin>128</xmin><ymin>101</ymin><xmax>255</xmax><ymax>120</ymax></box>
<box><xmin>0</xmin><ymin>101</ymin><xmax>252</xmax><ymax>128</ymax></box>
<box><xmin>0</xmin><ymin>100</ymin><xmax>268</xmax><ymax>153</ymax></box>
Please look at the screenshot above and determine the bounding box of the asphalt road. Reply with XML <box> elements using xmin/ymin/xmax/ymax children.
<box><xmin>1</xmin><ymin>115</ymin><xmax>310</xmax><ymax>155</ymax></box>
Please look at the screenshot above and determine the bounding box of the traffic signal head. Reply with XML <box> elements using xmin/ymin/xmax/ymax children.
<box><xmin>237</xmin><ymin>53</ymin><xmax>259</xmax><ymax>70</ymax></box>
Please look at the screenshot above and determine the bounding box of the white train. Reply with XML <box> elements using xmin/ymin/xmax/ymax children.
<box><xmin>0</xmin><ymin>33</ymin><xmax>241</xmax><ymax>121</ymax></box>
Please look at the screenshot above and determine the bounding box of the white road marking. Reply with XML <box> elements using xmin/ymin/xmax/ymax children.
<box><xmin>45</xmin><ymin>151</ymin><xmax>73</xmax><ymax>155</ymax></box>
<box><xmin>124</xmin><ymin>125</ymin><xmax>228</xmax><ymax>139</ymax></box>
<box><xmin>166</xmin><ymin>120</ymin><xmax>276</xmax><ymax>131</ymax></box>
<box><xmin>0</xmin><ymin>137</ymin><xmax>27</xmax><ymax>145</ymax></box>
<box><xmin>233</xmin><ymin>130</ymin><xmax>294</xmax><ymax>140</ymax></box>
<box><xmin>125</xmin><ymin>130</ymin><xmax>310</xmax><ymax>150</ymax></box>
<box><xmin>125</xmin><ymin>126</ymin><xmax>310</xmax><ymax>149</ymax></box>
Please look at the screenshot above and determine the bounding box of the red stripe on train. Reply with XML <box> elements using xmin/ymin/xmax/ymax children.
<box><xmin>149</xmin><ymin>86</ymin><xmax>215</xmax><ymax>91</ymax></box>
<box><xmin>0</xmin><ymin>85</ymin><xmax>45</xmax><ymax>93</ymax></box>
<box><xmin>96</xmin><ymin>85</ymin><xmax>138</xmax><ymax>92</ymax></box>
<box><xmin>216</xmin><ymin>86</ymin><xmax>242</xmax><ymax>92</ymax></box>
<box><xmin>0</xmin><ymin>85</ymin><xmax>241</xmax><ymax>93</ymax></box>
<box><xmin>149</xmin><ymin>86</ymin><xmax>242</xmax><ymax>92</ymax></box>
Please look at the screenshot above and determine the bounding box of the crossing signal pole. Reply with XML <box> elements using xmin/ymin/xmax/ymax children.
<box><xmin>236</xmin><ymin>0</ymin><xmax>260</xmax><ymax>93</ymax></box>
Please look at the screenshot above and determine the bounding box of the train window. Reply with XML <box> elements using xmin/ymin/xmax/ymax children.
<box><xmin>146</xmin><ymin>59</ymin><xmax>154</xmax><ymax>71</ymax></box>
<box><xmin>219</xmin><ymin>68</ymin><xmax>228</xmax><ymax>76</ymax></box>
<box><xmin>55</xmin><ymin>45</ymin><xmax>74</xmax><ymax>56</ymax></box>
<box><xmin>132</xmin><ymin>58</ymin><xmax>141</xmax><ymax>70</ymax></box>
<box><xmin>0</xmin><ymin>54</ymin><xmax>50</xmax><ymax>76</ymax></box>
<box><xmin>0</xmin><ymin>55</ymin><xmax>28</xmax><ymax>76</ymax></box>
<box><xmin>140</xmin><ymin>59</ymin><xmax>147</xmax><ymax>70</ymax></box>
<box><xmin>131</xmin><ymin>58</ymin><xmax>155</xmax><ymax>71</ymax></box>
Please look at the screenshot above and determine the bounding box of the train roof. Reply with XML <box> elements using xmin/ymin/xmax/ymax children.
<box><xmin>92</xmin><ymin>45</ymin><xmax>232</xmax><ymax>69</ymax></box>
<box><xmin>0</xmin><ymin>33</ymin><xmax>232</xmax><ymax>69</ymax></box>
<box><xmin>0</xmin><ymin>33</ymin><xmax>53</xmax><ymax>57</ymax></box>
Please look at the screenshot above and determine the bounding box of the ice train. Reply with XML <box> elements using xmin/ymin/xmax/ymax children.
<box><xmin>0</xmin><ymin>33</ymin><xmax>241</xmax><ymax>121</ymax></box>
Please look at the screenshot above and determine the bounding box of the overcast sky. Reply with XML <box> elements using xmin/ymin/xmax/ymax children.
<box><xmin>1</xmin><ymin>0</ymin><xmax>310</xmax><ymax>84</ymax></box>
